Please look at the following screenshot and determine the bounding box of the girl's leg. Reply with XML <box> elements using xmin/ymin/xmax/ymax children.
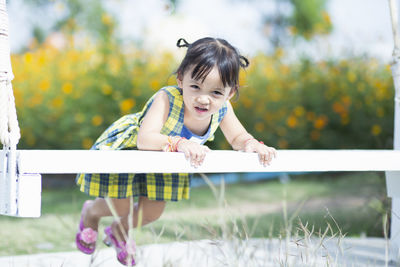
<box><xmin>111</xmin><ymin>196</ymin><xmax>166</xmax><ymax>241</ymax></box>
<box><xmin>79</xmin><ymin>198</ymin><xmax>131</xmax><ymax>249</ymax></box>
<box><xmin>83</xmin><ymin>198</ymin><xmax>131</xmax><ymax>231</ymax></box>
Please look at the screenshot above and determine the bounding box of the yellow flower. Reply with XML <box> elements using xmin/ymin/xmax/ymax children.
<box><xmin>24</xmin><ymin>53</ymin><xmax>33</xmax><ymax>64</ymax></box>
<box><xmin>39</xmin><ymin>79</ymin><xmax>51</xmax><ymax>92</ymax></box>
<box><xmin>371</xmin><ymin>125</ymin><xmax>382</xmax><ymax>136</ymax></box>
<box><xmin>62</xmin><ymin>82</ymin><xmax>73</xmax><ymax>94</ymax></box>
<box><xmin>341</xmin><ymin>96</ymin><xmax>351</xmax><ymax>106</ymax></box>
<box><xmin>82</xmin><ymin>138</ymin><xmax>93</xmax><ymax>149</ymax></box>
<box><xmin>38</xmin><ymin>54</ymin><xmax>46</xmax><ymax>66</ymax></box>
<box><xmin>239</xmin><ymin>70</ymin><xmax>246</xmax><ymax>86</ymax></box>
<box><xmin>322</xmin><ymin>11</ymin><xmax>331</xmax><ymax>25</ymax></box>
<box><xmin>102</xmin><ymin>84</ymin><xmax>113</xmax><ymax>95</ymax></box>
<box><xmin>314</xmin><ymin>115</ymin><xmax>328</xmax><ymax>130</ymax></box>
<box><xmin>294</xmin><ymin>106</ymin><xmax>305</xmax><ymax>117</ymax></box>
<box><xmin>287</xmin><ymin>115</ymin><xmax>298</xmax><ymax>128</ymax></box>
<box><xmin>29</xmin><ymin>94</ymin><xmax>43</xmax><ymax>107</ymax></box>
<box><xmin>264</xmin><ymin>65</ymin><xmax>275</xmax><ymax>80</ymax></box>
<box><xmin>332</xmin><ymin>102</ymin><xmax>345</xmax><ymax>114</ymax></box>
<box><xmin>102</xmin><ymin>13</ymin><xmax>113</xmax><ymax>26</ymax></box>
<box><xmin>120</xmin><ymin>99</ymin><xmax>136</xmax><ymax>113</ymax></box>
<box><xmin>150</xmin><ymin>79</ymin><xmax>160</xmax><ymax>91</ymax></box>
<box><xmin>347</xmin><ymin>71</ymin><xmax>356</xmax><ymax>83</ymax></box>
<box><xmin>92</xmin><ymin>115</ymin><xmax>103</xmax><ymax>126</ymax></box>
<box><xmin>109</xmin><ymin>57</ymin><xmax>121</xmax><ymax>75</ymax></box>
<box><xmin>51</xmin><ymin>97</ymin><xmax>64</xmax><ymax>108</ymax></box>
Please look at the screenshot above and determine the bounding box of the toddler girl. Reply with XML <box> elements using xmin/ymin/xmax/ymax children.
<box><xmin>75</xmin><ymin>37</ymin><xmax>276</xmax><ymax>266</ymax></box>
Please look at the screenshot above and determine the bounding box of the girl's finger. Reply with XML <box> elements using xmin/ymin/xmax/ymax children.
<box><xmin>184</xmin><ymin>150</ymin><xmax>190</xmax><ymax>161</ymax></box>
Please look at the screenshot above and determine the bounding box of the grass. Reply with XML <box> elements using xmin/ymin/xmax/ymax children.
<box><xmin>0</xmin><ymin>171</ymin><xmax>390</xmax><ymax>257</ymax></box>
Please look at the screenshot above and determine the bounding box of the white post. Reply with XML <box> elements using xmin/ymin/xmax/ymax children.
<box><xmin>387</xmin><ymin>0</ymin><xmax>400</xmax><ymax>259</ymax></box>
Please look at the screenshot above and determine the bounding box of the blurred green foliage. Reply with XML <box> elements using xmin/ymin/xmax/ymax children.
<box><xmin>11</xmin><ymin>0</ymin><xmax>393</xmax><ymax>150</ymax></box>
<box><xmin>12</xmin><ymin>40</ymin><xmax>394</xmax><ymax>149</ymax></box>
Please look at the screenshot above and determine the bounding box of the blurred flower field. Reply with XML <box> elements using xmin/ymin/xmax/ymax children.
<box><xmin>12</xmin><ymin>40</ymin><xmax>394</xmax><ymax>150</ymax></box>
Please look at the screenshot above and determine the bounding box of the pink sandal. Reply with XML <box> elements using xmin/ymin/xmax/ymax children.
<box><xmin>104</xmin><ymin>226</ymin><xmax>136</xmax><ymax>266</ymax></box>
<box><xmin>76</xmin><ymin>200</ymin><xmax>98</xmax><ymax>254</ymax></box>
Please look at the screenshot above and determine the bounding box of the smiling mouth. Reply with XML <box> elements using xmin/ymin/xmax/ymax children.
<box><xmin>195</xmin><ymin>106</ymin><xmax>208</xmax><ymax>113</ymax></box>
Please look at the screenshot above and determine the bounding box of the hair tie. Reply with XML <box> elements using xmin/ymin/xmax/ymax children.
<box><xmin>176</xmin><ymin>38</ymin><xmax>190</xmax><ymax>48</ymax></box>
<box><xmin>239</xmin><ymin>55</ymin><xmax>250</xmax><ymax>68</ymax></box>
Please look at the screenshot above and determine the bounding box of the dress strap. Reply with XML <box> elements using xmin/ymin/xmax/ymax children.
<box><xmin>160</xmin><ymin>86</ymin><xmax>185</xmax><ymax>136</ymax></box>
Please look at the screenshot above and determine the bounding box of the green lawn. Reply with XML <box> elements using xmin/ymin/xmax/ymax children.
<box><xmin>0</xmin><ymin>172</ymin><xmax>390</xmax><ymax>256</ymax></box>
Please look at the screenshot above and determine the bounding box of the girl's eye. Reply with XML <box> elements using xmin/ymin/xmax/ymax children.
<box><xmin>213</xmin><ymin>91</ymin><xmax>223</xmax><ymax>96</ymax></box>
<box><xmin>191</xmin><ymin>85</ymin><xmax>200</xmax><ymax>90</ymax></box>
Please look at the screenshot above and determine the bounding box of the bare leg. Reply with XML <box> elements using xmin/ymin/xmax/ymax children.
<box><xmin>83</xmin><ymin>196</ymin><xmax>165</xmax><ymax>237</ymax></box>
<box><xmin>83</xmin><ymin>198</ymin><xmax>131</xmax><ymax>232</ymax></box>
<box><xmin>111</xmin><ymin>196</ymin><xmax>166</xmax><ymax>241</ymax></box>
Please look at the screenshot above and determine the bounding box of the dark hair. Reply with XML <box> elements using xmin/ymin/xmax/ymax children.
<box><xmin>176</xmin><ymin>37</ymin><xmax>249</xmax><ymax>95</ymax></box>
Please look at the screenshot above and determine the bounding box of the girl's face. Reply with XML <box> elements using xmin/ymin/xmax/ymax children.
<box><xmin>177</xmin><ymin>66</ymin><xmax>234</xmax><ymax>121</ymax></box>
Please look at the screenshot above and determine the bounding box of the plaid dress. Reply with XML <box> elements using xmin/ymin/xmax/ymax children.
<box><xmin>76</xmin><ymin>86</ymin><xmax>228</xmax><ymax>201</ymax></box>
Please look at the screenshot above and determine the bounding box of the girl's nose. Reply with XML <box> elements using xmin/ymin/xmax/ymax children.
<box><xmin>197</xmin><ymin>95</ymin><xmax>210</xmax><ymax>105</ymax></box>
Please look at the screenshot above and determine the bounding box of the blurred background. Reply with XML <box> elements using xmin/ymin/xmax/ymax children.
<box><xmin>0</xmin><ymin>0</ymin><xmax>396</xmax><ymax>256</ymax></box>
<box><xmin>7</xmin><ymin>0</ymin><xmax>395</xmax><ymax>150</ymax></box>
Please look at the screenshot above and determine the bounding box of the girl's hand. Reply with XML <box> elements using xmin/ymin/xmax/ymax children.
<box><xmin>244</xmin><ymin>139</ymin><xmax>277</xmax><ymax>166</ymax></box>
<box><xmin>177</xmin><ymin>139</ymin><xmax>211</xmax><ymax>167</ymax></box>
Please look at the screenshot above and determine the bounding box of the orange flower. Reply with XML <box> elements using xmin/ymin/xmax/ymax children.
<box><xmin>82</xmin><ymin>138</ymin><xmax>93</xmax><ymax>149</ymax></box>
<box><xmin>92</xmin><ymin>115</ymin><xmax>103</xmax><ymax>126</ymax></box>
<box><xmin>102</xmin><ymin>84</ymin><xmax>113</xmax><ymax>95</ymax></box>
<box><xmin>51</xmin><ymin>98</ymin><xmax>63</xmax><ymax>108</ymax></box>
<box><xmin>371</xmin><ymin>125</ymin><xmax>382</xmax><ymax>136</ymax></box>
<box><xmin>120</xmin><ymin>99</ymin><xmax>136</xmax><ymax>113</ymax></box>
<box><xmin>39</xmin><ymin>79</ymin><xmax>51</xmax><ymax>92</ymax></box>
<box><xmin>314</xmin><ymin>115</ymin><xmax>328</xmax><ymax>130</ymax></box>
<box><xmin>332</xmin><ymin>102</ymin><xmax>345</xmax><ymax>114</ymax></box>
<box><xmin>287</xmin><ymin>115</ymin><xmax>298</xmax><ymax>128</ymax></box>
<box><xmin>150</xmin><ymin>79</ymin><xmax>160</xmax><ymax>91</ymax></box>
<box><xmin>294</xmin><ymin>106</ymin><xmax>305</xmax><ymax>117</ymax></box>
<box><xmin>62</xmin><ymin>83</ymin><xmax>73</xmax><ymax>94</ymax></box>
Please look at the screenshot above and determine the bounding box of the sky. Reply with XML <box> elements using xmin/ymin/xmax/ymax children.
<box><xmin>6</xmin><ymin>0</ymin><xmax>396</xmax><ymax>62</ymax></box>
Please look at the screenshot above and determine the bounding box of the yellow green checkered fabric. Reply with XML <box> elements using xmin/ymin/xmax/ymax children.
<box><xmin>76</xmin><ymin>86</ymin><xmax>227</xmax><ymax>201</ymax></box>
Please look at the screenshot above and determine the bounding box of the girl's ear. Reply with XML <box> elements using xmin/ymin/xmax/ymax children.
<box><xmin>176</xmin><ymin>73</ymin><xmax>183</xmax><ymax>88</ymax></box>
<box><xmin>227</xmin><ymin>87</ymin><xmax>236</xmax><ymax>100</ymax></box>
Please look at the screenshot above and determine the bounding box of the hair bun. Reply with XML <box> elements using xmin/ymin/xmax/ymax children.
<box><xmin>176</xmin><ymin>38</ymin><xmax>190</xmax><ymax>48</ymax></box>
<box><xmin>239</xmin><ymin>55</ymin><xmax>249</xmax><ymax>68</ymax></box>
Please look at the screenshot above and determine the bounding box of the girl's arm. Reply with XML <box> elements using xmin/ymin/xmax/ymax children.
<box><xmin>220</xmin><ymin>101</ymin><xmax>276</xmax><ymax>166</ymax></box>
<box><xmin>137</xmin><ymin>91</ymin><xmax>209</xmax><ymax>167</ymax></box>
<box><xmin>137</xmin><ymin>91</ymin><xmax>171</xmax><ymax>151</ymax></box>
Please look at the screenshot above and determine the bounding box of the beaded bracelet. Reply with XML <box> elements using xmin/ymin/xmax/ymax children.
<box><xmin>163</xmin><ymin>136</ymin><xmax>187</xmax><ymax>152</ymax></box>
<box><xmin>163</xmin><ymin>136</ymin><xmax>174</xmax><ymax>152</ymax></box>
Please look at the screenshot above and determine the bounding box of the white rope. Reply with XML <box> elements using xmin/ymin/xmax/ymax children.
<box><xmin>389</xmin><ymin>0</ymin><xmax>400</xmax><ymax>60</ymax></box>
<box><xmin>0</xmin><ymin>0</ymin><xmax>20</xmax><ymax>148</ymax></box>
<box><xmin>389</xmin><ymin>0</ymin><xmax>400</xmax><ymax>150</ymax></box>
